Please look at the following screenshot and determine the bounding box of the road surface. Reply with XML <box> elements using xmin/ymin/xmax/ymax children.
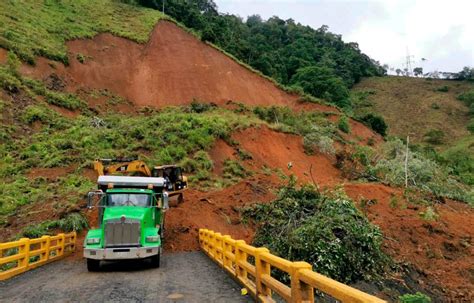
<box><xmin>0</xmin><ymin>252</ymin><xmax>250</xmax><ymax>303</ymax></box>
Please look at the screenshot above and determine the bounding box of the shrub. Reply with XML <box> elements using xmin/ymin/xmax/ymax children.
<box><xmin>223</xmin><ymin>159</ymin><xmax>249</xmax><ymax>179</ymax></box>
<box><xmin>303</xmin><ymin>133</ymin><xmax>335</xmax><ymax>156</ymax></box>
<box><xmin>458</xmin><ymin>89</ymin><xmax>474</xmax><ymax>108</ymax></box>
<box><xmin>360</xmin><ymin>113</ymin><xmax>388</xmax><ymax>136</ymax></box>
<box><xmin>399</xmin><ymin>292</ymin><xmax>431</xmax><ymax>303</ymax></box>
<box><xmin>436</xmin><ymin>85</ymin><xmax>449</xmax><ymax>92</ymax></box>
<box><xmin>424</xmin><ymin>129</ymin><xmax>445</xmax><ymax>145</ymax></box>
<box><xmin>468</xmin><ymin>118</ymin><xmax>474</xmax><ymax>133</ymax></box>
<box><xmin>58</xmin><ymin>213</ymin><xmax>89</xmax><ymax>232</ymax></box>
<box><xmin>21</xmin><ymin>213</ymin><xmax>88</xmax><ymax>238</ymax></box>
<box><xmin>189</xmin><ymin>100</ymin><xmax>216</xmax><ymax>113</ymax></box>
<box><xmin>338</xmin><ymin>115</ymin><xmax>350</xmax><ymax>133</ymax></box>
<box><xmin>373</xmin><ymin>139</ymin><xmax>473</xmax><ymax>204</ymax></box>
<box><xmin>76</xmin><ymin>53</ymin><xmax>86</xmax><ymax>64</ymax></box>
<box><xmin>243</xmin><ymin>182</ymin><xmax>389</xmax><ymax>283</ymax></box>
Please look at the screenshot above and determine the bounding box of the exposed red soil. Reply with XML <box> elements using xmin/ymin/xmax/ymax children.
<box><xmin>164</xmin><ymin>174</ymin><xmax>279</xmax><ymax>252</ymax></box>
<box><xmin>208</xmin><ymin>139</ymin><xmax>237</xmax><ymax>175</ymax></box>
<box><xmin>345</xmin><ymin>183</ymin><xmax>474</xmax><ymax>300</ymax></box>
<box><xmin>20</xmin><ymin>21</ymin><xmax>299</xmax><ymax>109</ymax></box>
<box><xmin>231</xmin><ymin>126</ymin><xmax>342</xmax><ymax>185</ymax></box>
<box><xmin>26</xmin><ymin>165</ymin><xmax>76</xmax><ymax>180</ymax></box>
<box><xmin>0</xmin><ymin>48</ymin><xmax>7</xmax><ymax>64</ymax></box>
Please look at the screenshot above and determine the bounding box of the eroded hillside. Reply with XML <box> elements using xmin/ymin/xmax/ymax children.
<box><xmin>0</xmin><ymin>2</ymin><xmax>473</xmax><ymax>301</ymax></box>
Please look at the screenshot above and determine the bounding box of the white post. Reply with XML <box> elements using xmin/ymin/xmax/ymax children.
<box><xmin>405</xmin><ymin>135</ymin><xmax>409</xmax><ymax>188</ymax></box>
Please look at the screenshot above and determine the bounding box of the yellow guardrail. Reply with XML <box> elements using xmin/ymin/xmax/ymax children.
<box><xmin>199</xmin><ymin>229</ymin><xmax>386</xmax><ymax>303</ymax></box>
<box><xmin>0</xmin><ymin>232</ymin><xmax>76</xmax><ymax>281</ymax></box>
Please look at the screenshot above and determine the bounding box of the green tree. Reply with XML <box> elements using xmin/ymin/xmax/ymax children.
<box><xmin>290</xmin><ymin>66</ymin><xmax>350</xmax><ymax>107</ymax></box>
<box><xmin>360</xmin><ymin>114</ymin><xmax>388</xmax><ymax>136</ymax></box>
<box><xmin>413</xmin><ymin>67</ymin><xmax>423</xmax><ymax>77</ymax></box>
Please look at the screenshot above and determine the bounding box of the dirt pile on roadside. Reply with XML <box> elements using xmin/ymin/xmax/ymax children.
<box><xmin>345</xmin><ymin>183</ymin><xmax>474</xmax><ymax>300</ymax></box>
<box><xmin>164</xmin><ymin>174</ymin><xmax>279</xmax><ymax>252</ymax></box>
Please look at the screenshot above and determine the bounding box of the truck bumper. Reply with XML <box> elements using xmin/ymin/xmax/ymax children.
<box><xmin>84</xmin><ymin>246</ymin><xmax>160</xmax><ymax>260</ymax></box>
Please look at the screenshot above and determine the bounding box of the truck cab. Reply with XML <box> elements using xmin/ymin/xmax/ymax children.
<box><xmin>84</xmin><ymin>176</ymin><xmax>168</xmax><ymax>271</ymax></box>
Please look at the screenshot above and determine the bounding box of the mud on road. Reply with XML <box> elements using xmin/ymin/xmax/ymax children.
<box><xmin>0</xmin><ymin>252</ymin><xmax>250</xmax><ymax>303</ymax></box>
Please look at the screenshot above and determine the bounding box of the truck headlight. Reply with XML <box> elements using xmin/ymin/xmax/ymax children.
<box><xmin>146</xmin><ymin>235</ymin><xmax>159</xmax><ymax>242</ymax></box>
<box><xmin>86</xmin><ymin>238</ymin><xmax>100</xmax><ymax>245</ymax></box>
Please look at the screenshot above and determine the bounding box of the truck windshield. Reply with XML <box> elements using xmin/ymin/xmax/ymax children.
<box><xmin>107</xmin><ymin>193</ymin><xmax>150</xmax><ymax>207</ymax></box>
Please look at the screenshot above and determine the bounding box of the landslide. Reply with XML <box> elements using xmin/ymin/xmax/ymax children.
<box><xmin>1</xmin><ymin>9</ymin><xmax>473</xmax><ymax>301</ymax></box>
<box><xmin>20</xmin><ymin>21</ymin><xmax>333</xmax><ymax>112</ymax></box>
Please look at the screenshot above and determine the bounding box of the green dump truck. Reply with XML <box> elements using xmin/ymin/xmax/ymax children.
<box><xmin>84</xmin><ymin>175</ymin><xmax>169</xmax><ymax>271</ymax></box>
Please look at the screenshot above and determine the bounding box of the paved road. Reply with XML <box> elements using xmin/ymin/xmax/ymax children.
<box><xmin>0</xmin><ymin>252</ymin><xmax>251</xmax><ymax>303</ymax></box>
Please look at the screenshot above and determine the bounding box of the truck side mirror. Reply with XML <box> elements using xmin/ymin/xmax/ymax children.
<box><xmin>87</xmin><ymin>190</ymin><xmax>104</xmax><ymax>209</ymax></box>
<box><xmin>162</xmin><ymin>192</ymin><xmax>169</xmax><ymax>210</ymax></box>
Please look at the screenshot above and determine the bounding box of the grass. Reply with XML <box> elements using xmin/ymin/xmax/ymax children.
<box><xmin>0</xmin><ymin>60</ymin><xmax>86</xmax><ymax>110</ymax></box>
<box><xmin>440</xmin><ymin>135</ymin><xmax>474</xmax><ymax>185</ymax></box>
<box><xmin>0</xmin><ymin>0</ymin><xmax>166</xmax><ymax>64</ymax></box>
<box><xmin>0</xmin><ymin>90</ymin><xmax>263</xmax><ymax>223</ymax></box>
<box><xmin>352</xmin><ymin>76</ymin><xmax>473</xmax><ymax>146</ymax></box>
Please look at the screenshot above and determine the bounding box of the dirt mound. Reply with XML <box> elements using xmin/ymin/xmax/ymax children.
<box><xmin>230</xmin><ymin>126</ymin><xmax>342</xmax><ymax>185</ymax></box>
<box><xmin>345</xmin><ymin>183</ymin><xmax>474</xmax><ymax>300</ymax></box>
<box><xmin>164</xmin><ymin>175</ymin><xmax>278</xmax><ymax>252</ymax></box>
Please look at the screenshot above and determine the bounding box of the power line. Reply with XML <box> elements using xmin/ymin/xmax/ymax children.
<box><xmin>405</xmin><ymin>47</ymin><xmax>415</xmax><ymax>76</ymax></box>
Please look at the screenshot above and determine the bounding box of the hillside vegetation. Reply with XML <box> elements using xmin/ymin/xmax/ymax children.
<box><xmin>352</xmin><ymin>76</ymin><xmax>474</xmax><ymax>186</ymax></box>
<box><xmin>0</xmin><ymin>1</ymin><xmax>473</xmax><ymax>300</ymax></box>
<box><xmin>0</xmin><ymin>0</ymin><xmax>164</xmax><ymax>64</ymax></box>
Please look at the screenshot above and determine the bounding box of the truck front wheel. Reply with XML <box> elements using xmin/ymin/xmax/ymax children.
<box><xmin>87</xmin><ymin>259</ymin><xmax>100</xmax><ymax>272</ymax></box>
<box><xmin>150</xmin><ymin>252</ymin><xmax>161</xmax><ymax>268</ymax></box>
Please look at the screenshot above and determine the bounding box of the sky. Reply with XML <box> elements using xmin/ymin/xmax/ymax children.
<box><xmin>214</xmin><ymin>0</ymin><xmax>474</xmax><ymax>73</ymax></box>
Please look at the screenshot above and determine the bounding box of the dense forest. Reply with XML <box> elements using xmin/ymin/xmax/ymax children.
<box><xmin>128</xmin><ymin>0</ymin><xmax>385</xmax><ymax>108</ymax></box>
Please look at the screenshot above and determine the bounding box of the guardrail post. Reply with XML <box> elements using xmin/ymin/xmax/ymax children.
<box><xmin>208</xmin><ymin>231</ymin><xmax>215</xmax><ymax>258</ymax></box>
<box><xmin>70</xmin><ymin>231</ymin><xmax>77</xmax><ymax>252</ymax></box>
<box><xmin>222</xmin><ymin>235</ymin><xmax>231</xmax><ymax>269</ymax></box>
<box><xmin>43</xmin><ymin>235</ymin><xmax>51</xmax><ymax>261</ymax></box>
<box><xmin>291</xmin><ymin>262</ymin><xmax>314</xmax><ymax>303</ymax></box>
<box><xmin>58</xmin><ymin>233</ymin><xmax>65</xmax><ymax>257</ymax></box>
<box><xmin>234</xmin><ymin>240</ymin><xmax>247</xmax><ymax>282</ymax></box>
<box><xmin>19</xmin><ymin>238</ymin><xmax>30</xmax><ymax>271</ymax></box>
<box><xmin>255</xmin><ymin>247</ymin><xmax>271</xmax><ymax>299</ymax></box>
<box><xmin>215</xmin><ymin>233</ymin><xmax>222</xmax><ymax>263</ymax></box>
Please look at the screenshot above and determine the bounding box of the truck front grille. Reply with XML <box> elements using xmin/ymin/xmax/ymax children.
<box><xmin>105</xmin><ymin>219</ymin><xmax>141</xmax><ymax>247</ymax></box>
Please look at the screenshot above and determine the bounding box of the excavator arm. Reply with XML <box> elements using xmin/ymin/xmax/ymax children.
<box><xmin>93</xmin><ymin>159</ymin><xmax>152</xmax><ymax>177</ymax></box>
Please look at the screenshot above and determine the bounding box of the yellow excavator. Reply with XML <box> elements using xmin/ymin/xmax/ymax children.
<box><xmin>93</xmin><ymin>158</ymin><xmax>188</xmax><ymax>203</ymax></box>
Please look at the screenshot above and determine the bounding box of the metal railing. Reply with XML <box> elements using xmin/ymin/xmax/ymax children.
<box><xmin>0</xmin><ymin>232</ymin><xmax>76</xmax><ymax>281</ymax></box>
<box><xmin>199</xmin><ymin>229</ymin><xmax>386</xmax><ymax>303</ymax></box>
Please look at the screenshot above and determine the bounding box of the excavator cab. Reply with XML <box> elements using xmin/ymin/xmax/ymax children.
<box><xmin>152</xmin><ymin>165</ymin><xmax>187</xmax><ymax>203</ymax></box>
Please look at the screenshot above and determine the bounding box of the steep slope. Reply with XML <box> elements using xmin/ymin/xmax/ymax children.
<box><xmin>19</xmin><ymin>21</ymin><xmax>332</xmax><ymax>110</ymax></box>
